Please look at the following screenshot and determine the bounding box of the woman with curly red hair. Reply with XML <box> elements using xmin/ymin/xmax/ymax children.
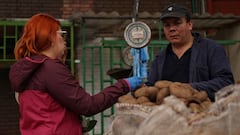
<box><xmin>9</xmin><ymin>13</ymin><xmax>143</xmax><ymax>135</ymax></box>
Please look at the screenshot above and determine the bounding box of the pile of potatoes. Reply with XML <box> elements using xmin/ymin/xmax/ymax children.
<box><xmin>118</xmin><ymin>80</ymin><xmax>212</xmax><ymax>113</ymax></box>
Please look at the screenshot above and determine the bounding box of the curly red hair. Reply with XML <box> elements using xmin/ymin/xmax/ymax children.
<box><xmin>14</xmin><ymin>13</ymin><xmax>61</xmax><ymax>60</ymax></box>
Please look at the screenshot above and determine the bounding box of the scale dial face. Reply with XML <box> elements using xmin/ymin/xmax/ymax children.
<box><xmin>124</xmin><ymin>21</ymin><xmax>151</xmax><ymax>48</ymax></box>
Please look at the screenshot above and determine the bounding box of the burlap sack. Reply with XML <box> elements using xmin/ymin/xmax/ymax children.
<box><xmin>105</xmin><ymin>84</ymin><xmax>240</xmax><ymax>135</ymax></box>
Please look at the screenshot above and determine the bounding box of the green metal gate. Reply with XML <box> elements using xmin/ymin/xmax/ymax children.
<box><xmin>79</xmin><ymin>40</ymin><xmax>168</xmax><ymax>135</ymax></box>
<box><xmin>0</xmin><ymin>19</ymin><xmax>75</xmax><ymax>73</ymax></box>
<box><xmin>79</xmin><ymin>21</ymin><xmax>168</xmax><ymax>134</ymax></box>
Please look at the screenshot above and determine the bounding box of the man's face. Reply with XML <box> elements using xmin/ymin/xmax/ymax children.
<box><xmin>162</xmin><ymin>17</ymin><xmax>193</xmax><ymax>45</ymax></box>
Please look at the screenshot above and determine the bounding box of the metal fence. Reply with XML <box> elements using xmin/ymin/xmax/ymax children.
<box><xmin>79</xmin><ymin>38</ymin><xmax>168</xmax><ymax>135</ymax></box>
<box><xmin>0</xmin><ymin>19</ymin><xmax>75</xmax><ymax>73</ymax></box>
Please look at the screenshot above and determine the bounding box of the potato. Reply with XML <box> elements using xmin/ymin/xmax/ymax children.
<box><xmin>156</xmin><ymin>87</ymin><xmax>170</xmax><ymax>105</ymax></box>
<box><xmin>186</xmin><ymin>98</ymin><xmax>201</xmax><ymax>107</ymax></box>
<box><xmin>118</xmin><ymin>94</ymin><xmax>135</xmax><ymax>102</ymax></box>
<box><xmin>147</xmin><ymin>86</ymin><xmax>159</xmax><ymax>102</ymax></box>
<box><xmin>169</xmin><ymin>82</ymin><xmax>193</xmax><ymax>99</ymax></box>
<box><xmin>137</xmin><ymin>96</ymin><xmax>150</xmax><ymax>104</ymax></box>
<box><xmin>200</xmin><ymin>100</ymin><xmax>212</xmax><ymax>111</ymax></box>
<box><xmin>193</xmin><ymin>90</ymin><xmax>208</xmax><ymax>102</ymax></box>
<box><xmin>134</xmin><ymin>86</ymin><xmax>149</xmax><ymax>98</ymax></box>
<box><xmin>154</xmin><ymin>80</ymin><xmax>172</xmax><ymax>89</ymax></box>
<box><xmin>118</xmin><ymin>94</ymin><xmax>137</xmax><ymax>104</ymax></box>
<box><xmin>189</xmin><ymin>103</ymin><xmax>202</xmax><ymax>113</ymax></box>
<box><xmin>141</xmin><ymin>101</ymin><xmax>156</xmax><ymax>106</ymax></box>
<box><xmin>124</xmin><ymin>99</ymin><xmax>138</xmax><ymax>104</ymax></box>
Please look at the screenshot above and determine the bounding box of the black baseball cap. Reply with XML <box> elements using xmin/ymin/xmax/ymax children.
<box><xmin>160</xmin><ymin>4</ymin><xmax>191</xmax><ymax>20</ymax></box>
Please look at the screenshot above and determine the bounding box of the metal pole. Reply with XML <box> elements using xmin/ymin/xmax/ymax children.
<box><xmin>132</xmin><ymin>0</ymin><xmax>139</xmax><ymax>22</ymax></box>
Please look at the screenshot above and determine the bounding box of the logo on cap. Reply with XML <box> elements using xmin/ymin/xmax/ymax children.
<box><xmin>168</xmin><ymin>7</ymin><xmax>173</xmax><ymax>11</ymax></box>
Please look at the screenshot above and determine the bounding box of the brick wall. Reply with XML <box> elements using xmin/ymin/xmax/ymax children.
<box><xmin>94</xmin><ymin>0</ymin><xmax>191</xmax><ymax>13</ymax></box>
<box><xmin>0</xmin><ymin>0</ymin><xmax>192</xmax><ymax>19</ymax></box>
<box><xmin>62</xmin><ymin>0</ymin><xmax>94</xmax><ymax>18</ymax></box>
<box><xmin>62</xmin><ymin>0</ymin><xmax>192</xmax><ymax>18</ymax></box>
<box><xmin>207</xmin><ymin>0</ymin><xmax>240</xmax><ymax>15</ymax></box>
<box><xmin>0</xmin><ymin>0</ymin><xmax>63</xmax><ymax>19</ymax></box>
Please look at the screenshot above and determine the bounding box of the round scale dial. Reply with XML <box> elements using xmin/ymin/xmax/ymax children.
<box><xmin>124</xmin><ymin>21</ymin><xmax>151</xmax><ymax>48</ymax></box>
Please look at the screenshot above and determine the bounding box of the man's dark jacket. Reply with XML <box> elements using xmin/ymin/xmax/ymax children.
<box><xmin>146</xmin><ymin>33</ymin><xmax>234</xmax><ymax>101</ymax></box>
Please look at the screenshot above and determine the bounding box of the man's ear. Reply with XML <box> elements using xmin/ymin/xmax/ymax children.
<box><xmin>188</xmin><ymin>20</ymin><xmax>193</xmax><ymax>31</ymax></box>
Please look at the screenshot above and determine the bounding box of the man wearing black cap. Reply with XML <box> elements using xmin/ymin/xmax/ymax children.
<box><xmin>146</xmin><ymin>3</ymin><xmax>234</xmax><ymax>101</ymax></box>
